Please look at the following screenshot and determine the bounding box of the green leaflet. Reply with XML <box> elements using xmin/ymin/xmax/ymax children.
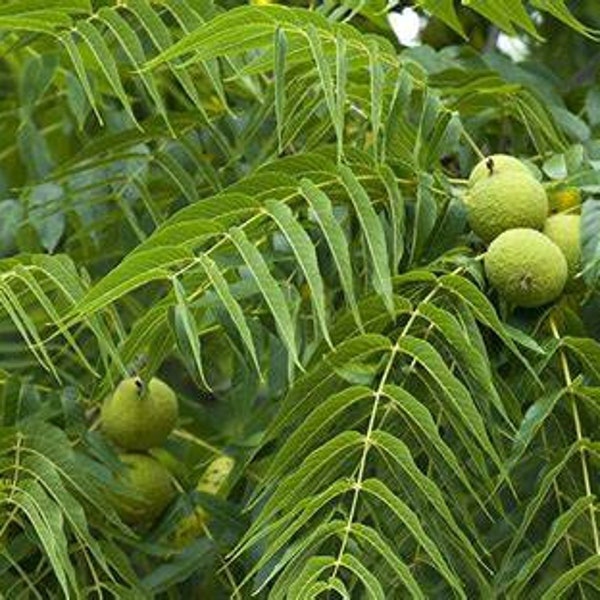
<box><xmin>540</xmin><ymin>556</ymin><xmax>600</xmax><ymax>599</ymax></box>
<box><xmin>306</xmin><ymin>25</ymin><xmax>343</xmax><ymax>157</ymax></box>
<box><xmin>350</xmin><ymin>523</ymin><xmax>425</xmax><ymax>599</ymax></box>
<box><xmin>60</xmin><ymin>32</ymin><xmax>103</xmax><ymax>123</ymax></box>
<box><xmin>245</xmin><ymin>431</ymin><xmax>363</xmax><ymax>527</ymax></box>
<box><xmin>265</xmin><ymin>334</ymin><xmax>392</xmax><ymax>442</ymax></box>
<box><xmin>381</xmin><ymin>384</ymin><xmax>489</xmax><ymax>514</ymax></box>
<box><xmin>464</xmin><ymin>0</ymin><xmax>539</xmax><ymax>38</ymax></box>
<box><xmin>171</xmin><ymin>277</ymin><xmax>211</xmax><ymax>390</ymax></box>
<box><xmin>265</xmin><ymin>199</ymin><xmax>331</xmax><ymax>346</ymax></box>
<box><xmin>236</xmin><ymin>480</ymin><xmax>354</xmax><ymax>587</ymax></box>
<box><xmin>498</xmin><ymin>441</ymin><xmax>584</xmax><ymax>580</ymax></box>
<box><xmin>337</xmin><ymin>553</ymin><xmax>386</xmax><ymax>600</ymax></box>
<box><xmin>154</xmin><ymin>151</ymin><xmax>199</xmax><ymax>204</ymax></box>
<box><xmin>397</xmin><ymin>335</ymin><xmax>503</xmax><ymax>473</ymax></box>
<box><xmin>98</xmin><ymin>6</ymin><xmax>171</xmax><ymax>131</ymax></box>
<box><xmin>305</xmin><ymin>577</ymin><xmax>350</xmax><ymax>599</ymax></box>
<box><xmin>439</xmin><ymin>274</ymin><xmax>542</xmax><ymax>386</ymax></box>
<box><xmin>262</xmin><ymin>385</ymin><xmax>373</xmax><ymax>487</ymax></box>
<box><xmin>274</xmin><ymin>27</ymin><xmax>287</xmax><ymax>153</ymax></box>
<box><xmin>69</xmin><ymin>246</ymin><xmax>192</xmax><ymax>320</ymax></box>
<box><xmin>260</xmin><ymin>521</ymin><xmax>346</xmax><ymax>597</ymax></box>
<box><xmin>531</xmin><ymin>0</ymin><xmax>600</xmax><ymax>40</ymax></box>
<box><xmin>509</xmin><ymin>496</ymin><xmax>596</xmax><ymax>596</ymax></box>
<box><xmin>197</xmin><ymin>254</ymin><xmax>261</xmax><ymax>375</ymax></box>
<box><xmin>0</xmin><ymin>285</ymin><xmax>58</xmax><ymax>380</ymax></box>
<box><xmin>75</xmin><ymin>20</ymin><xmax>138</xmax><ymax>127</ymax></box>
<box><xmin>415</xmin><ymin>0</ymin><xmax>464</xmax><ymax>36</ymax></box>
<box><xmin>367</xmin><ymin>39</ymin><xmax>384</xmax><ymax>155</ymax></box>
<box><xmin>21</xmin><ymin>454</ymin><xmax>110</xmax><ymax>578</ymax></box>
<box><xmin>229</xmin><ymin>226</ymin><xmax>300</xmax><ymax>368</ymax></box>
<box><xmin>13</xmin><ymin>480</ymin><xmax>76</xmax><ymax>599</ymax></box>
<box><xmin>379</xmin><ymin>163</ymin><xmax>405</xmax><ymax>270</ymax></box>
<box><xmin>362</xmin><ymin>479</ymin><xmax>466</xmax><ymax>598</ymax></box>
<box><xmin>371</xmin><ymin>430</ymin><xmax>482</xmax><ymax>567</ymax></box>
<box><xmin>286</xmin><ymin>555</ymin><xmax>336</xmax><ymax>599</ymax></box>
<box><xmin>300</xmin><ymin>178</ymin><xmax>362</xmax><ymax>329</ymax></box>
<box><xmin>409</xmin><ymin>173</ymin><xmax>438</xmax><ymax>264</ymax></box>
<box><xmin>561</xmin><ymin>336</ymin><xmax>600</xmax><ymax>381</ymax></box>
<box><xmin>418</xmin><ymin>302</ymin><xmax>512</xmax><ymax>427</ymax></box>
<box><xmin>338</xmin><ymin>165</ymin><xmax>394</xmax><ymax>314</ymax></box>
<box><xmin>507</xmin><ymin>387</ymin><xmax>569</xmax><ymax>469</ymax></box>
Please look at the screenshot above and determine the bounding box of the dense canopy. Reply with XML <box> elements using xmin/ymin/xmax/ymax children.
<box><xmin>0</xmin><ymin>1</ymin><xmax>599</xmax><ymax>597</ymax></box>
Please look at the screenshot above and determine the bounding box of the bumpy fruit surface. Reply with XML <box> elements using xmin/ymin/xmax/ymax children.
<box><xmin>467</xmin><ymin>171</ymin><xmax>548</xmax><ymax>243</ymax></box>
<box><xmin>468</xmin><ymin>154</ymin><xmax>531</xmax><ymax>187</ymax></box>
<box><xmin>171</xmin><ymin>508</ymin><xmax>207</xmax><ymax>549</ymax></box>
<box><xmin>196</xmin><ymin>455</ymin><xmax>235</xmax><ymax>494</ymax></box>
<box><xmin>547</xmin><ymin>187</ymin><xmax>582</xmax><ymax>214</ymax></box>
<box><xmin>113</xmin><ymin>453</ymin><xmax>174</xmax><ymax>525</ymax></box>
<box><xmin>170</xmin><ymin>455</ymin><xmax>235</xmax><ymax>549</ymax></box>
<box><xmin>544</xmin><ymin>214</ymin><xmax>581</xmax><ymax>282</ymax></box>
<box><xmin>484</xmin><ymin>229</ymin><xmax>567</xmax><ymax>307</ymax></box>
<box><xmin>101</xmin><ymin>377</ymin><xmax>178</xmax><ymax>451</ymax></box>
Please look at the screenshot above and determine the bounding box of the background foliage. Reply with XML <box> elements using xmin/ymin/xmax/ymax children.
<box><xmin>0</xmin><ymin>0</ymin><xmax>600</xmax><ymax>597</ymax></box>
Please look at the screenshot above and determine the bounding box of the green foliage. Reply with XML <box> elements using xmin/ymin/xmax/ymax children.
<box><xmin>0</xmin><ymin>0</ymin><xmax>599</xmax><ymax>597</ymax></box>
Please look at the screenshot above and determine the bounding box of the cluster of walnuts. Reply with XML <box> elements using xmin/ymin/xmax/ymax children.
<box><xmin>100</xmin><ymin>377</ymin><xmax>178</xmax><ymax>525</ymax></box>
<box><xmin>99</xmin><ymin>377</ymin><xmax>235</xmax><ymax>543</ymax></box>
<box><xmin>464</xmin><ymin>154</ymin><xmax>582</xmax><ymax>307</ymax></box>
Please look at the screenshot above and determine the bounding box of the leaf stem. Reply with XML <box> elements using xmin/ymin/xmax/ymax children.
<box><xmin>460</xmin><ymin>126</ymin><xmax>485</xmax><ymax>160</ymax></box>
<box><xmin>328</xmin><ymin>278</ymin><xmax>442</xmax><ymax>584</ymax></box>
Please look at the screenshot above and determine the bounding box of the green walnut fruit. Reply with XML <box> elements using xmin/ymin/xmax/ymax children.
<box><xmin>171</xmin><ymin>507</ymin><xmax>207</xmax><ymax>549</ymax></box>
<box><xmin>466</xmin><ymin>171</ymin><xmax>548</xmax><ymax>243</ymax></box>
<box><xmin>170</xmin><ymin>455</ymin><xmax>235</xmax><ymax>549</ymax></box>
<box><xmin>544</xmin><ymin>214</ymin><xmax>581</xmax><ymax>283</ymax></box>
<box><xmin>101</xmin><ymin>377</ymin><xmax>178</xmax><ymax>451</ymax></box>
<box><xmin>113</xmin><ymin>453</ymin><xmax>175</xmax><ymax>525</ymax></box>
<box><xmin>468</xmin><ymin>154</ymin><xmax>531</xmax><ymax>187</ymax></box>
<box><xmin>484</xmin><ymin>228</ymin><xmax>567</xmax><ymax>308</ymax></box>
<box><xmin>196</xmin><ymin>455</ymin><xmax>235</xmax><ymax>495</ymax></box>
<box><xmin>547</xmin><ymin>186</ymin><xmax>582</xmax><ymax>215</ymax></box>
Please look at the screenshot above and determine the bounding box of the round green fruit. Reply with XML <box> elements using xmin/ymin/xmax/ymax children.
<box><xmin>543</xmin><ymin>214</ymin><xmax>581</xmax><ymax>282</ymax></box>
<box><xmin>484</xmin><ymin>228</ymin><xmax>567</xmax><ymax>308</ymax></box>
<box><xmin>466</xmin><ymin>171</ymin><xmax>548</xmax><ymax>243</ymax></box>
<box><xmin>171</xmin><ymin>507</ymin><xmax>207</xmax><ymax>549</ymax></box>
<box><xmin>113</xmin><ymin>453</ymin><xmax>175</xmax><ymax>525</ymax></box>
<box><xmin>101</xmin><ymin>377</ymin><xmax>178</xmax><ymax>451</ymax></box>
<box><xmin>196</xmin><ymin>455</ymin><xmax>235</xmax><ymax>495</ymax></box>
<box><xmin>468</xmin><ymin>154</ymin><xmax>531</xmax><ymax>187</ymax></box>
<box><xmin>547</xmin><ymin>187</ymin><xmax>582</xmax><ymax>215</ymax></box>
